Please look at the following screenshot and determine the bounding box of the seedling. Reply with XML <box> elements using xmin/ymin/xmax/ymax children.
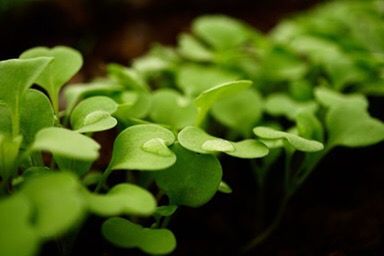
<box><xmin>0</xmin><ymin>0</ymin><xmax>383</xmax><ymax>255</ymax></box>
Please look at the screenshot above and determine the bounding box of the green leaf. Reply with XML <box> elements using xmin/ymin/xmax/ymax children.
<box><xmin>0</xmin><ymin>104</ymin><xmax>12</xmax><ymax>135</ymax></box>
<box><xmin>178</xmin><ymin>126</ymin><xmax>269</xmax><ymax>159</ymax></box>
<box><xmin>265</xmin><ymin>93</ymin><xmax>318</xmax><ymax>120</ymax></box>
<box><xmin>0</xmin><ymin>194</ymin><xmax>39</xmax><ymax>256</ymax></box>
<box><xmin>0</xmin><ymin>57</ymin><xmax>51</xmax><ymax>135</ymax></box>
<box><xmin>70</xmin><ymin>96</ymin><xmax>118</xmax><ymax>133</ymax></box>
<box><xmin>194</xmin><ymin>80</ymin><xmax>252</xmax><ymax>125</ymax></box>
<box><xmin>192</xmin><ymin>15</ymin><xmax>251</xmax><ymax>50</ymax></box>
<box><xmin>315</xmin><ymin>87</ymin><xmax>368</xmax><ymax>109</ymax></box>
<box><xmin>176</xmin><ymin>64</ymin><xmax>239</xmax><ymax>96</ymax></box>
<box><xmin>102</xmin><ymin>217</ymin><xmax>176</xmax><ymax>255</ymax></box>
<box><xmin>326</xmin><ymin>103</ymin><xmax>384</xmax><ymax>148</ymax></box>
<box><xmin>20</xmin><ymin>46</ymin><xmax>83</xmax><ymax>112</ymax></box>
<box><xmin>113</xmin><ymin>91</ymin><xmax>152</xmax><ymax>123</ymax></box>
<box><xmin>154</xmin><ymin>205</ymin><xmax>178</xmax><ymax>217</ymax></box>
<box><xmin>32</xmin><ymin>127</ymin><xmax>100</xmax><ymax>161</ymax></box>
<box><xmin>211</xmin><ymin>88</ymin><xmax>263</xmax><ymax>135</ymax></box>
<box><xmin>0</xmin><ymin>134</ymin><xmax>22</xmax><ymax>180</ymax></box>
<box><xmin>20</xmin><ymin>172</ymin><xmax>85</xmax><ymax>238</ymax></box>
<box><xmin>109</xmin><ymin>124</ymin><xmax>176</xmax><ymax>171</ymax></box>
<box><xmin>54</xmin><ymin>156</ymin><xmax>93</xmax><ymax>177</ymax></box>
<box><xmin>107</xmin><ymin>63</ymin><xmax>149</xmax><ymax>92</ymax></box>
<box><xmin>295</xmin><ymin>111</ymin><xmax>323</xmax><ymax>142</ymax></box>
<box><xmin>218</xmin><ymin>181</ymin><xmax>232</xmax><ymax>194</ymax></box>
<box><xmin>253</xmin><ymin>126</ymin><xmax>324</xmax><ymax>152</ymax></box>
<box><xmin>20</xmin><ymin>89</ymin><xmax>55</xmax><ymax>146</ymax></box>
<box><xmin>83</xmin><ymin>184</ymin><xmax>156</xmax><ymax>216</ymax></box>
<box><xmin>177</xmin><ymin>34</ymin><xmax>213</xmax><ymax>61</ymax></box>
<box><xmin>150</xmin><ymin>89</ymin><xmax>197</xmax><ymax>129</ymax></box>
<box><xmin>154</xmin><ymin>143</ymin><xmax>222</xmax><ymax>207</ymax></box>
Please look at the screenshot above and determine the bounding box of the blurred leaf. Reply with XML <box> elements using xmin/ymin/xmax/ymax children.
<box><xmin>21</xmin><ymin>172</ymin><xmax>85</xmax><ymax>238</ymax></box>
<box><xmin>150</xmin><ymin>89</ymin><xmax>197</xmax><ymax>129</ymax></box>
<box><xmin>113</xmin><ymin>91</ymin><xmax>152</xmax><ymax>123</ymax></box>
<box><xmin>0</xmin><ymin>194</ymin><xmax>38</xmax><ymax>256</ymax></box>
<box><xmin>107</xmin><ymin>63</ymin><xmax>149</xmax><ymax>92</ymax></box>
<box><xmin>102</xmin><ymin>217</ymin><xmax>176</xmax><ymax>255</ymax></box>
<box><xmin>176</xmin><ymin>64</ymin><xmax>238</xmax><ymax>96</ymax></box>
<box><xmin>154</xmin><ymin>143</ymin><xmax>222</xmax><ymax>207</ymax></box>
<box><xmin>109</xmin><ymin>124</ymin><xmax>176</xmax><ymax>171</ymax></box>
<box><xmin>212</xmin><ymin>88</ymin><xmax>263</xmax><ymax>135</ymax></box>
<box><xmin>0</xmin><ymin>135</ymin><xmax>22</xmax><ymax>180</ymax></box>
<box><xmin>218</xmin><ymin>181</ymin><xmax>232</xmax><ymax>194</ymax></box>
<box><xmin>177</xmin><ymin>34</ymin><xmax>213</xmax><ymax>61</ymax></box>
<box><xmin>83</xmin><ymin>184</ymin><xmax>156</xmax><ymax>217</ymax></box>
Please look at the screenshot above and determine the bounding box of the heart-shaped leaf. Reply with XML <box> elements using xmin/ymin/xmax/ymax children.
<box><xmin>0</xmin><ymin>57</ymin><xmax>51</xmax><ymax>135</ymax></box>
<box><xmin>154</xmin><ymin>143</ymin><xmax>222</xmax><ymax>207</ymax></box>
<box><xmin>178</xmin><ymin>126</ymin><xmax>269</xmax><ymax>159</ymax></box>
<box><xmin>107</xmin><ymin>63</ymin><xmax>149</xmax><ymax>92</ymax></box>
<box><xmin>20</xmin><ymin>172</ymin><xmax>85</xmax><ymax>238</ymax></box>
<box><xmin>109</xmin><ymin>124</ymin><xmax>176</xmax><ymax>171</ymax></box>
<box><xmin>194</xmin><ymin>80</ymin><xmax>252</xmax><ymax>125</ymax></box>
<box><xmin>0</xmin><ymin>194</ymin><xmax>39</xmax><ymax>256</ymax></box>
<box><xmin>102</xmin><ymin>217</ymin><xmax>176</xmax><ymax>255</ymax></box>
<box><xmin>20</xmin><ymin>89</ymin><xmax>55</xmax><ymax>146</ymax></box>
<box><xmin>83</xmin><ymin>184</ymin><xmax>156</xmax><ymax>216</ymax></box>
<box><xmin>192</xmin><ymin>15</ymin><xmax>251</xmax><ymax>50</ymax></box>
<box><xmin>176</xmin><ymin>64</ymin><xmax>238</xmax><ymax>96</ymax></box>
<box><xmin>265</xmin><ymin>93</ymin><xmax>318</xmax><ymax>120</ymax></box>
<box><xmin>32</xmin><ymin>127</ymin><xmax>100</xmax><ymax>161</ymax></box>
<box><xmin>177</xmin><ymin>34</ymin><xmax>213</xmax><ymax>61</ymax></box>
<box><xmin>149</xmin><ymin>89</ymin><xmax>197</xmax><ymax>129</ymax></box>
<box><xmin>20</xmin><ymin>46</ymin><xmax>83</xmax><ymax>112</ymax></box>
<box><xmin>70</xmin><ymin>96</ymin><xmax>118</xmax><ymax>133</ymax></box>
<box><xmin>211</xmin><ymin>88</ymin><xmax>263</xmax><ymax>135</ymax></box>
<box><xmin>253</xmin><ymin>126</ymin><xmax>324</xmax><ymax>152</ymax></box>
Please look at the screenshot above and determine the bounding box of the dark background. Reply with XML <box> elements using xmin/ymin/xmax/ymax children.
<box><xmin>3</xmin><ymin>1</ymin><xmax>384</xmax><ymax>255</ymax></box>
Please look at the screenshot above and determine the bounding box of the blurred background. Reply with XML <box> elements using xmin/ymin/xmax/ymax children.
<box><xmin>0</xmin><ymin>0</ymin><xmax>323</xmax><ymax>79</ymax></box>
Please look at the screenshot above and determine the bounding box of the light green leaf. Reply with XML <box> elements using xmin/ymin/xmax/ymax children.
<box><xmin>70</xmin><ymin>96</ymin><xmax>118</xmax><ymax>133</ymax></box>
<box><xmin>20</xmin><ymin>89</ymin><xmax>55</xmax><ymax>145</ymax></box>
<box><xmin>150</xmin><ymin>89</ymin><xmax>197</xmax><ymax>129</ymax></box>
<box><xmin>0</xmin><ymin>194</ymin><xmax>39</xmax><ymax>256</ymax></box>
<box><xmin>218</xmin><ymin>181</ymin><xmax>232</xmax><ymax>194</ymax></box>
<box><xmin>265</xmin><ymin>93</ymin><xmax>318</xmax><ymax>120</ymax></box>
<box><xmin>177</xmin><ymin>33</ymin><xmax>213</xmax><ymax>61</ymax></box>
<box><xmin>295</xmin><ymin>111</ymin><xmax>323</xmax><ymax>142</ymax></box>
<box><xmin>253</xmin><ymin>126</ymin><xmax>324</xmax><ymax>152</ymax></box>
<box><xmin>326</xmin><ymin>103</ymin><xmax>384</xmax><ymax>147</ymax></box>
<box><xmin>113</xmin><ymin>91</ymin><xmax>152</xmax><ymax>123</ymax></box>
<box><xmin>212</xmin><ymin>88</ymin><xmax>263</xmax><ymax>135</ymax></box>
<box><xmin>102</xmin><ymin>217</ymin><xmax>176</xmax><ymax>255</ymax></box>
<box><xmin>0</xmin><ymin>134</ymin><xmax>22</xmax><ymax>180</ymax></box>
<box><xmin>178</xmin><ymin>126</ymin><xmax>268</xmax><ymax>159</ymax></box>
<box><xmin>54</xmin><ymin>156</ymin><xmax>93</xmax><ymax>177</ymax></box>
<box><xmin>83</xmin><ymin>184</ymin><xmax>156</xmax><ymax>216</ymax></box>
<box><xmin>176</xmin><ymin>64</ymin><xmax>239</xmax><ymax>96</ymax></box>
<box><xmin>20</xmin><ymin>46</ymin><xmax>83</xmax><ymax>112</ymax></box>
<box><xmin>154</xmin><ymin>143</ymin><xmax>222</xmax><ymax>207</ymax></box>
<box><xmin>32</xmin><ymin>127</ymin><xmax>100</xmax><ymax>161</ymax></box>
<box><xmin>315</xmin><ymin>87</ymin><xmax>368</xmax><ymax>109</ymax></box>
<box><xmin>109</xmin><ymin>124</ymin><xmax>176</xmax><ymax>171</ymax></box>
<box><xmin>107</xmin><ymin>63</ymin><xmax>149</xmax><ymax>92</ymax></box>
<box><xmin>192</xmin><ymin>15</ymin><xmax>251</xmax><ymax>50</ymax></box>
<box><xmin>0</xmin><ymin>104</ymin><xmax>12</xmax><ymax>135</ymax></box>
<box><xmin>194</xmin><ymin>80</ymin><xmax>252</xmax><ymax>125</ymax></box>
<box><xmin>20</xmin><ymin>172</ymin><xmax>85</xmax><ymax>238</ymax></box>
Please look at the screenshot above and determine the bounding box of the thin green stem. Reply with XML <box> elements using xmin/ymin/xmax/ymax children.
<box><xmin>94</xmin><ymin>165</ymin><xmax>112</xmax><ymax>192</ymax></box>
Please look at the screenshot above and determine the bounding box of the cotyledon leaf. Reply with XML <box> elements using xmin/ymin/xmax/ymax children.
<box><xmin>20</xmin><ymin>89</ymin><xmax>55</xmax><ymax>146</ymax></box>
<box><xmin>149</xmin><ymin>89</ymin><xmax>197</xmax><ymax>129</ymax></box>
<box><xmin>194</xmin><ymin>80</ymin><xmax>252</xmax><ymax>125</ymax></box>
<box><xmin>20</xmin><ymin>46</ymin><xmax>83</xmax><ymax>112</ymax></box>
<box><xmin>253</xmin><ymin>126</ymin><xmax>324</xmax><ymax>152</ymax></box>
<box><xmin>70</xmin><ymin>96</ymin><xmax>118</xmax><ymax>133</ymax></box>
<box><xmin>178</xmin><ymin>126</ymin><xmax>269</xmax><ymax>159</ymax></box>
<box><xmin>107</xmin><ymin>63</ymin><xmax>149</xmax><ymax>92</ymax></box>
<box><xmin>177</xmin><ymin>33</ymin><xmax>213</xmax><ymax>61</ymax></box>
<box><xmin>32</xmin><ymin>127</ymin><xmax>100</xmax><ymax>161</ymax></box>
<box><xmin>102</xmin><ymin>217</ymin><xmax>176</xmax><ymax>255</ymax></box>
<box><xmin>0</xmin><ymin>194</ymin><xmax>39</xmax><ymax>256</ymax></box>
<box><xmin>154</xmin><ymin>143</ymin><xmax>222</xmax><ymax>207</ymax></box>
<box><xmin>20</xmin><ymin>172</ymin><xmax>86</xmax><ymax>239</ymax></box>
<box><xmin>109</xmin><ymin>124</ymin><xmax>176</xmax><ymax>171</ymax></box>
<box><xmin>82</xmin><ymin>184</ymin><xmax>156</xmax><ymax>217</ymax></box>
